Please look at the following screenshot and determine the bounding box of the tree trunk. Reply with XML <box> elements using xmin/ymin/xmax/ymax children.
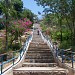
<box><xmin>5</xmin><ymin>22</ymin><xmax>8</xmax><ymax>50</ymax></box>
<box><xmin>72</xmin><ymin>20</ymin><xmax>75</xmax><ymax>46</ymax></box>
<box><xmin>57</xmin><ymin>13</ymin><xmax>63</xmax><ymax>43</ymax></box>
<box><xmin>59</xmin><ymin>18</ymin><xmax>62</xmax><ymax>43</ymax></box>
<box><xmin>5</xmin><ymin>0</ymin><xmax>9</xmax><ymax>50</ymax></box>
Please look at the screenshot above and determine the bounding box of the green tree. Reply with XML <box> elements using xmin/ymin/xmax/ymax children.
<box><xmin>13</xmin><ymin>0</ymin><xmax>23</xmax><ymax>18</ymax></box>
<box><xmin>22</xmin><ymin>8</ymin><xmax>34</xmax><ymax>23</ymax></box>
<box><xmin>0</xmin><ymin>0</ymin><xmax>18</xmax><ymax>50</ymax></box>
<box><xmin>35</xmin><ymin>0</ymin><xmax>75</xmax><ymax>48</ymax></box>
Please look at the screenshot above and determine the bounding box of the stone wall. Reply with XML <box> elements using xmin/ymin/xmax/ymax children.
<box><xmin>53</xmin><ymin>52</ymin><xmax>75</xmax><ymax>75</ymax></box>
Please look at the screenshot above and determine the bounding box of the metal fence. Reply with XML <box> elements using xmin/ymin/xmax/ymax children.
<box><xmin>41</xmin><ymin>31</ymin><xmax>75</xmax><ymax>69</ymax></box>
<box><xmin>0</xmin><ymin>34</ymin><xmax>32</xmax><ymax>74</ymax></box>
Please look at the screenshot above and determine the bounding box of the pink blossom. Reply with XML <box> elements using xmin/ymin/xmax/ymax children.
<box><xmin>4</xmin><ymin>30</ymin><xmax>6</xmax><ymax>32</ymax></box>
<box><xmin>12</xmin><ymin>30</ymin><xmax>15</xmax><ymax>33</ymax></box>
<box><xmin>14</xmin><ymin>22</ymin><xmax>17</xmax><ymax>25</ymax></box>
<box><xmin>25</xmin><ymin>28</ymin><xmax>30</xmax><ymax>32</ymax></box>
<box><xmin>18</xmin><ymin>20</ymin><xmax>21</xmax><ymax>24</ymax></box>
<box><xmin>25</xmin><ymin>22</ymin><xmax>29</xmax><ymax>25</ymax></box>
<box><xmin>24</xmin><ymin>18</ymin><xmax>27</xmax><ymax>21</ymax></box>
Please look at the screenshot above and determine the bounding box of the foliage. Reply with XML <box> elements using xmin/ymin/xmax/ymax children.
<box><xmin>35</xmin><ymin>0</ymin><xmax>75</xmax><ymax>49</ymax></box>
<box><xmin>40</xmin><ymin>22</ymin><xmax>47</xmax><ymax>32</ymax></box>
<box><xmin>12</xmin><ymin>43</ymin><xmax>21</xmax><ymax>50</ymax></box>
<box><xmin>52</xmin><ymin>29</ymin><xmax>71</xmax><ymax>40</ymax></box>
<box><xmin>0</xmin><ymin>3</ymin><xmax>2</xmax><ymax>15</ymax></box>
<box><xmin>0</xmin><ymin>23</ymin><xmax>4</xmax><ymax>30</ymax></box>
<box><xmin>43</xmin><ymin>14</ymin><xmax>51</xmax><ymax>26</ymax></box>
<box><xmin>8</xmin><ymin>18</ymin><xmax>32</xmax><ymax>40</ymax></box>
<box><xmin>13</xmin><ymin>0</ymin><xmax>23</xmax><ymax>18</ymax></box>
<box><xmin>0</xmin><ymin>19</ymin><xmax>5</xmax><ymax>30</ymax></box>
<box><xmin>59</xmin><ymin>40</ymin><xmax>71</xmax><ymax>49</ymax></box>
<box><xmin>22</xmin><ymin>8</ymin><xmax>34</xmax><ymax>23</ymax></box>
<box><xmin>13</xmin><ymin>0</ymin><xmax>23</xmax><ymax>12</ymax></box>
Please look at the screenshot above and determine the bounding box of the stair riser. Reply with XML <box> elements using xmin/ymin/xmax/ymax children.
<box><xmin>25</xmin><ymin>56</ymin><xmax>53</xmax><ymax>59</ymax></box>
<box><xmin>30</xmin><ymin>43</ymin><xmax>47</xmax><ymax>45</ymax></box>
<box><xmin>26</xmin><ymin>52</ymin><xmax>52</xmax><ymax>54</ymax></box>
<box><xmin>13</xmin><ymin>71</ymin><xmax>67</xmax><ymax>75</ymax></box>
<box><xmin>22</xmin><ymin>64</ymin><xmax>57</xmax><ymax>67</ymax></box>
<box><xmin>26</xmin><ymin>54</ymin><xmax>53</xmax><ymax>56</ymax></box>
<box><xmin>28</xmin><ymin>48</ymin><xmax>50</xmax><ymax>50</ymax></box>
<box><xmin>32</xmin><ymin>39</ymin><xmax>43</xmax><ymax>40</ymax></box>
<box><xmin>25</xmin><ymin>59</ymin><xmax>55</xmax><ymax>63</ymax></box>
<box><xmin>29</xmin><ymin>45</ymin><xmax>48</xmax><ymax>48</ymax></box>
<box><xmin>28</xmin><ymin>49</ymin><xmax>50</xmax><ymax>51</ymax></box>
<box><xmin>29</xmin><ymin>46</ymin><xmax>49</xmax><ymax>49</ymax></box>
<box><xmin>32</xmin><ymin>40</ymin><xmax>44</xmax><ymax>42</ymax></box>
<box><xmin>27</xmin><ymin>51</ymin><xmax>51</xmax><ymax>53</ymax></box>
<box><xmin>31</xmin><ymin>41</ymin><xmax>44</xmax><ymax>43</ymax></box>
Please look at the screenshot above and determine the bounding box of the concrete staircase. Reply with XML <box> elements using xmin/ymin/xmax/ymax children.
<box><xmin>13</xmin><ymin>25</ymin><xmax>68</xmax><ymax>75</ymax></box>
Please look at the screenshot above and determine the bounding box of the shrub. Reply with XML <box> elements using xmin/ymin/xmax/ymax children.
<box><xmin>59</xmin><ymin>40</ymin><xmax>71</xmax><ymax>49</ymax></box>
<box><xmin>52</xmin><ymin>31</ymin><xmax>61</xmax><ymax>41</ymax></box>
<box><xmin>12</xmin><ymin>43</ymin><xmax>21</xmax><ymax>50</ymax></box>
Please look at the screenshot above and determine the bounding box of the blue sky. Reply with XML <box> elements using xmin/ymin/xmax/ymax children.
<box><xmin>22</xmin><ymin>0</ymin><xmax>44</xmax><ymax>19</ymax></box>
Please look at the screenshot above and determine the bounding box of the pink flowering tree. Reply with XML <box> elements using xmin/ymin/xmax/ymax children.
<box><xmin>8</xmin><ymin>18</ymin><xmax>32</xmax><ymax>45</ymax></box>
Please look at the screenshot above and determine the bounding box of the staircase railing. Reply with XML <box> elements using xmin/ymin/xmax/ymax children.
<box><xmin>40</xmin><ymin>31</ymin><xmax>75</xmax><ymax>69</ymax></box>
<box><xmin>0</xmin><ymin>34</ymin><xmax>32</xmax><ymax>74</ymax></box>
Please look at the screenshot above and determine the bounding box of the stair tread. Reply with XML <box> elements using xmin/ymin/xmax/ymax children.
<box><xmin>30</xmin><ymin>42</ymin><xmax>47</xmax><ymax>45</ymax></box>
<box><xmin>25</xmin><ymin>58</ymin><xmax>53</xmax><ymax>59</ymax></box>
<box><xmin>14</xmin><ymin>67</ymin><xmax>67</xmax><ymax>71</ymax></box>
<box><xmin>28</xmin><ymin>48</ymin><xmax>50</xmax><ymax>50</ymax></box>
<box><xmin>22</xmin><ymin>63</ymin><xmax>57</xmax><ymax>65</ymax></box>
<box><xmin>27</xmin><ymin>51</ymin><xmax>52</xmax><ymax>53</ymax></box>
<box><xmin>25</xmin><ymin>56</ymin><xmax>53</xmax><ymax>59</ymax></box>
<box><xmin>26</xmin><ymin>54</ymin><xmax>53</xmax><ymax>56</ymax></box>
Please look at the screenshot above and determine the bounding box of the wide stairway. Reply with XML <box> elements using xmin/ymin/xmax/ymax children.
<box><xmin>13</xmin><ymin>28</ymin><xmax>68</xmax><ymax>75</ymax></box>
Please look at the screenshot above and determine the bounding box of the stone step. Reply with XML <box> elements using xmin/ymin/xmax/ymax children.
<box><xmin>29</xmin><ymin>44</ymin><xmax>48</xmax><ymax>47</ymax></box>
<box><xmin>22</xmin><ymin>63</ymin><xmax>57</xmax><ymax>67</ymax></box>
<box><xmin>29</xmin><ymin>45</ymin><xmax>49</xmax><ymax>47</ymax></box>
<box><xmin>32</xmin><ymin>36</ymin><xmax>42</xmax><ymax>38</ymax></box>
<box><xmin>27</xmin><ymin>50</ymin><xmax>51</xmax><ymax>53</ymax></box>
<box><xmin>29</xmin><ymin>45</ymin><xmax>49</xmax><ymax>48</ymax></box>
<box><xmin>27</xmin><ymin>51</ymin><xmax>52</xmax><ymax>54</ymax></box>
<box><xmin>26</xmin><ymin>54</ymin><xmax>53</xmax><ymax>59</ymax></box>
<box><xmin>33</xmin><ymin>36</ymin><xmax>41</xmax><ymax>37</ymax></box>
<box><xmin>29</xmin><ymin>46</ymin><xmax>49</xmax><ymax>49</ymax></box>
<box><xmin>26</xmin><ymin>53</ymin><xmax>53</xmax><ymax>56</ymax></box>
<box><xmin>31</xmin><ymin>40</ymin><xmax>44</xmax><ymax>43</ymax></box>
<box><xmin>25</xmin><ymin>55</ymin><xmax>53</xmax><ymax>59</ymax></box>
<box><xmin>32</xmin><ymin>39</ymin><xmax>44</xmax><ymax>41</ymax></box>
<box><xmin>32</xmin><ymin>39</ymin><xmax>43</xmax><ymax>41</ymax></box>
<box><xmin>33</xmin><ymin>36</ymin><xmax>42</xmax><ymax>38</ymax></box>
<box><xmin>13</xmin><ymin>67</ymin><xmax>68</xmax><ymax>75</ymax></box>
<box><xmin>32</xmin><ymin>38</ymin><xmax>43</xmax><ymax>40</ymax></box>
<box><xmin>24</xmin><ymin>59</ymin><xmax>55</xmax><ymax>63</ymax></box>
<box><xmin>30</xmin><ymin>42</ymin><xmax>47</xmax><ymax>45</ymax></box>
<box><xmin>32</xmin><ymin>38</ymin><xmax>43</xmax><ymax>39</ymax></box>
<box><xmin>28</xmin><ymin>48</ymin><xmax>50</xmax><ymax>51</ymax></box>
<box><xmin>26</xmin><ymin>51</ymin><xmax>52</xmax><ymax>54</ymax></box>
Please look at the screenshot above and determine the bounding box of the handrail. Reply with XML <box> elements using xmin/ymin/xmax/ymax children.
<box><xmin>0</xmin><ymin>48</ymin><xmax>22</xmax><ymax>57</ymax></box>
<box><xmin>40</xmin><ymin>31</ymin><xmax>75</xmax><ymax>68</ymax></box>
<box><xmin>0</xmin><ymin>34</ymin><xmax>32</xmax><ymax>74</ymax></box>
